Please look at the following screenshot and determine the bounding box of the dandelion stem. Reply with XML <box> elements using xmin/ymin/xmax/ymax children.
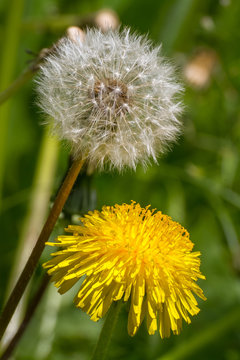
<box><xmin>0</xmin><ymin>274</ymin><xmax>50</xmax><ymax>360</ymax></box>
<box><xmin>90</xmin><ymin>301</ymin><xmax>122</xmax><ymax>360</ymax></box>
<box><xmin>0</xmin><ymin>158</ymin><xmax>84</xmax><ymax>341</ymax></box>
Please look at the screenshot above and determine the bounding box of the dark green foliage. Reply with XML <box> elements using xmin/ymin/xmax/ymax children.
<box><xmin>0</xmin><ymin>0</ymin><xmax>240</xmax><ymax>359</ymax></box>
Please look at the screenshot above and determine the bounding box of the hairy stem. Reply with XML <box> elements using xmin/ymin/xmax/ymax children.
<box><xmin>0</xmin><ymin>158</ymin><xmax>84</xmax><ymax>341</ymax></box>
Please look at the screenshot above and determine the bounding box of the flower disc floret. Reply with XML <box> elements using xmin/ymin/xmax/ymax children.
<box><xmin>37</xmin><ymin>28</ymin><xmax>183</xmax><ymax>171</ymax></box>
<box><xmin>44</xmin><ymin>202</ymin><xmax>206</xmax><ymax>338</ymax></box>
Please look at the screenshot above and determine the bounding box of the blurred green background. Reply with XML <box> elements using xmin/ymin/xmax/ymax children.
<box><xmin>0</xmin><ymin>0</ymin><xmax>240</xmax><ymax>359</ymax></box>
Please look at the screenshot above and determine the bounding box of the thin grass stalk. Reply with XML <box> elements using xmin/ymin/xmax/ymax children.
<box><xmin>21</xmin><ymin>12</ymin><xmax>106</xmax><ymax>33</ymax></box>
<box><xmin>159</xmin><ymin>0</ymin><xmax>197</xmax><ymax>53</ymax></box>
<box><xmin>0</xmin><ymin>46</ymin><xmax>56</xmax><ymax>107</ymax></box>
<box><xmin>2</xmin><ymin>129</ymin><xmax>58</xmax><ymax>347</ymax></box>
<box><xmin>0</xmin><ymin>158</ymin><xmax>84</xmax><ymax>341</ymax></box>
<box><xmin>0</xmin><ymin>65</ymin><xmax>37</xmax><ymax>106</ymax></box>
<box><xmin>157</xmin><ymin>306</ymin><xmax>240</xmax><ymax>360</ymax></box>
<box><xmin>34</xmin><ymin>280</ymin><xmax>62</xmax><ymax>360</ymax></box>
<box><xmin>0</xmin><ymin>0</ymin><xmax>25</xmax><ymax>205</ymax></box>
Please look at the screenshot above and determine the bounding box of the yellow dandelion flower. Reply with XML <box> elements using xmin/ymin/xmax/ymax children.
<box><xmin>43</xmin><ymin>202</ymin><xmax>206</xmax><ymax>338</ymax></box>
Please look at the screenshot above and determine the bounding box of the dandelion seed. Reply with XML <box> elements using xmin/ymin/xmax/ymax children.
<box><xmin>37</xmin><ymin>28</ymin><xmax>183</xmax><ymax>171</ymax></box>
<box><xmin>44</xmin><ymin>202</ymin><xmax>206</xmax><ymax>338</ymax></box>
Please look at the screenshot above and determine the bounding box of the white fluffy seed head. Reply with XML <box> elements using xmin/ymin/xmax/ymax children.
<box><xmin>36</xmin><ymin>27</ymin><xmax>183</xmax><ymax>171</ymax></box>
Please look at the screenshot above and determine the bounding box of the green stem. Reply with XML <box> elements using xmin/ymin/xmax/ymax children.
<box><xmin>154</xmin><ymin>163</ymin><xmax>240</xmax><ymax>209</ymax></box>
<box><xmin>1</xmin><ymin>129</ymin><xmax>58</xmax><ymax>348</ymax></box>
<box><xmin>157</xmin><ymin>306</ymin><xmax>240</xmax><ymax>360</ymax></box>
<box><xmin>0</xmin><ymin>0</ymin><xmax>25</xmax><ymax>206</ymax></box>
<box><xmin>21</xmin><ymin>12</ymin><xmax>98</xmax><ymax>33</ymax></box>
<box><xmin>91</xmin><ymin>301</ymin><xmax>122</xmax><ymax>360</ymax></box>
<box><xmin>5</xmin><ymin>129</ymin><xmax>58</xmax><ymax>297</ymax></box>
<box><xmin>159</xmin><ymin>0</ymin><xmax>197</xmax><ymax>53</ymax></box>
<box><xmin>207</xmin><ymin>196</ymin><xmax>240</xmax><ymax>269</ymax></box>
<box><xmin>0</xmin><ymin>47</ymin><xmax>55</xmax><ymax>107</ymax></box>
<box><xmin>0</xmin><ymin>67</ymin><xmax>35</xmax><ymax>106</ymax></box>
<box><xmin>22</xmin><ymin>14</ymin><xmax>84</xmax><ymax>32</ymax></box>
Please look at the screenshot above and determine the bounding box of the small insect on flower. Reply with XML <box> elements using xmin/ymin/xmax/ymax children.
<box><xmin>36</xmin><ymin>28</ymin><xmax>183</xmax><ymax>171</ymax></box>
<box><xmin>43</xmin><ymin>202</ymin><xmax>206</xmax><ymax>338</ymax></box>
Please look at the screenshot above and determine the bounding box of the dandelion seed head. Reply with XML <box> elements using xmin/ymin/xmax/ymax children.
<box><xmin>37</xmin><ymin>28</ymin><xmax>183</xmax><ymax>171</ymax></box>
<box><xmin>44</xmin><ymin>202</ymin><xmax>206</xmax><ymax>338</ymax></box>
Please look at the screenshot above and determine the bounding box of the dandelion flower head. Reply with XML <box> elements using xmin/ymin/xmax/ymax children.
<box><xmin>37</xmin><ymin>28</ymin><xmax>183</xmax><ymax>171</ymax></box>
<box><xmin>44</xmin><ymin>202</ymin><xmax>206</xmax><ymax>338</ymax></box>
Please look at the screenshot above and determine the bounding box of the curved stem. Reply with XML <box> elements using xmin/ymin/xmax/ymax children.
<box><xmin>90</xmin><ymin>301</ymin><xmax>122</xmax><ymax>360</ymax></box>
<box><xmin>0</xmin><ymin>158</ymin><xmax>84</xmax><ymax>341</ymax></box>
